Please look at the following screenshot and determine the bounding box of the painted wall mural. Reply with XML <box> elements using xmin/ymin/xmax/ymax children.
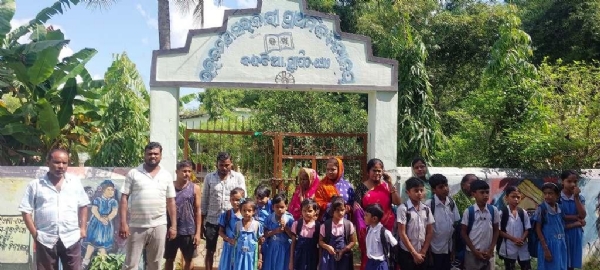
<box><xmin>1</xmin><ymin>167</ymin><xmax>600</xmax><ymax>269</ymax></box>
<box><xmin>0</xmin><ymin>166</ymin><xmax>129</xmax><ymax>270</ymax></box>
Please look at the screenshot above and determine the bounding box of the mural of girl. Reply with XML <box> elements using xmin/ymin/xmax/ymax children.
<box><xmin>82</xmin><ymin>180</ymin><xmax>119</xmax><ymax>267</ymax></box>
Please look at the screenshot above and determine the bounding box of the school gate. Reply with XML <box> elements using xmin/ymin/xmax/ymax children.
<box><xmin>182</xmin><ymin>117</ymin><xmax>369</xmax><ymax>195</ymax></box>
<box><xmin>149</xmin><ymin>0</ymin><xmax>399</xmax><ymax>177</ymax></box>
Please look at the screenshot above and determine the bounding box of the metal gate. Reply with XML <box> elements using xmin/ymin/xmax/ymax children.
<box><xmin>182</xmin><ymin>117</ymin><xmax>367</xmax><ymax>196</ymax></box>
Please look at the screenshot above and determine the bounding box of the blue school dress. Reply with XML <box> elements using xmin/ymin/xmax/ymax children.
<box><xmin>256</xmin><ymin>200</ymin><xmax>273</xmax><ymax>226</ymax></box>
<box><xmin>293</xmin><ymin>220</ymin><xmax>319</xmax><ymax>270</ymax></box>
<box><xmin>234</xmin><ymin>220</ymin><xmax>263</xmax><ymax>270</ymax></box>
<box><xmin>560</xmin><ymin>192</ymin><xmax>584</xmax><ymax>268</ymax></box>
<box><xmin>86</xmin><ymin>196</ymin><xmax>118</xmax><ymax>249</ymax></box>
<box><xmin>219</xmin><ymin>209</ymin><xmax>242</xmax><ymax>270</ymax></box>
<box><xmin>536</xmin><ymin>202</ymin><xmax>567</xmax><ymax>270</ymax></box>
<box><xmin>263</xmin><ymin>212</ymin><xmax>295</xmax><ymax>270</ymax></box>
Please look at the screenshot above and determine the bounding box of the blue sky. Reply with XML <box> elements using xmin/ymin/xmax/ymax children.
<box><xmin>12</xmin><ymin>0</ymin><xmax>258</xmax><ymax>108</ymax></box>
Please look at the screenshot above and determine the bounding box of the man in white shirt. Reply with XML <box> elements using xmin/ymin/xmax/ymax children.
<box><xmin>19</xmin><ymin>149</ymin><xmax>90</xmax><ymax>270</ymax></box>
<box><xmin>200</xmin><ymin>152</ymin><xmax>246</xmax><ymax>270</ymax></box>
<box><xmin>119</xmin><ymin>142</ymin><xmax>177</xmax><ymax>270</ymax></box>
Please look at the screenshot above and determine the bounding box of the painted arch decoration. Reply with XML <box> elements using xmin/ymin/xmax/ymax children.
<box><xmin>150</xmin><ymin>0</ymin><xmax>398</xmax><ymax>92</ymax></box>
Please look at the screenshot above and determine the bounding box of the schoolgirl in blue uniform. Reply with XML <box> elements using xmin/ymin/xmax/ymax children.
<box><xmin>262</xmin><ymin>193</ymin><xmax>295</xmax><ymax>270</ymax></box>
<box><xmin>559</xmin><ymin>170</ymin><xmax>586</xmax><ymax>270</ymax></box>
<box><xmin>535</xmin><ymin>182</ymin><xmax>567</xmax><ymax>270</ymax></box>
<box><xmin>233</xmin><ymin>198</ymin><xmax>264</xmax><ymax>270</ymax></box>
<box><xmin>218</xmin><ymin>188</ymin><xmax>244</xmax><ymax>270</ymax></box>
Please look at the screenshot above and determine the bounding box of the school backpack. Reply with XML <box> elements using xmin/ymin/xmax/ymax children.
<box><xmin>404</xmin><ymin>202</ymin><xmax>431</xmax><ymax>224</ymax></box>
<box><xmin>496</xmin><ymin>206</ymin><xmax>526</xmax><ymax>255</ymax></box>
<box><xmin>466</xmin><ymin>204</ymin><xmax>497</xmax><ymax>235</ymax></box>
<box><xmin>528</xmin><ymin>203</ymin><xmax>550</xmax><ymax>258</ymax></box>
<box><xmin>429</xmin><ymin>197</ymin><xmax>461</xmax><ymax>260</ymax></box>
<box><xmin>295</xmin><ymin>219</ymin><xmax>321</xmax><ymax>240</ymax></box>
<box><xmin>366</xmin><ymin>226</ymin><xmax>395</xmax><ymax>270</ymax></box>
<box><xmin>323</xmin><ymin>218</ymin><xmax>352</xmax><ymax>245</ymax></box>
<box><xmin>429</xmin><ymin>196</ymin><xmax>456</xmax><ymax>216</ymax></box>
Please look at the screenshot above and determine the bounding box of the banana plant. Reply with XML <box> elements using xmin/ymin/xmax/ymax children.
<box><xmin>0</xmin><ymin>0</ymin><xmax>105</xmax><ymax>165</ymax></box>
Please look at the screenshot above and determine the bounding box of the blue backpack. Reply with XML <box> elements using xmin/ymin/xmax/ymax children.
<box><xmin>528</xmin><ymin>203</ymin><xmax>552</xmax><ymax>258</ymax></box>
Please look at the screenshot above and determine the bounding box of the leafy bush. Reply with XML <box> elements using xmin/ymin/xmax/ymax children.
<box><xmin>89</xmin><ymin>254</ymin><xmax>125</xmax><ymax>270</ymax></box>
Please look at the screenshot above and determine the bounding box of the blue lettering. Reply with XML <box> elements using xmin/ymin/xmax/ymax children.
<box><xmin>231</xmin><ymin>22</ymin><xmax>245</xmax><ymax>37</ymax></box>
<box><xmin>314</xmin><ymin>24</ymin><xmax>328</xmax><ymax>39</ymax></box>
<box><xmin>287</xmin><ymin>56</ymin><xmax>298</xmax><ymax>72</ymax></box>
<box><xmin>208</xmin><ymin>47</ymin><xmax>222</xmax><ymax>61</ymax></box>
<box><xmin>260</xmin><ymin>53</ymin><xmax>269</xmax><ymax>66</ymax></box>
<box><xmin>199</xmin><ymin>70</ymin><xmax>216</xmax><ymax>82</ymax></box>
<box><xmin>294</xmin><ymin>11</ymin><xmax>306</xmax><ymax>28</ymax></box>
<box><xmin>239</xmin><ymin>18</ymin><xmax>254</xmax><ymax>33</ymax></box>
<box><xmin>339</xmin><ymin>71</ymin><xmax>355</xmax><ymax>84</ymax></box>
<box><xmin>304</xmin><ymin>17</ymin><xmax>318</xmax><ymax>32</ymax></box>
<box><xmin>264</xmin><ymin>9</ymin><xmax>279</xmax><ymax>27</ymax></box>
<box><xmin>337</xmin><ymin>56</ymin><xmax>353</xmax><ymax>71</ymax></box>
<box><xmin>200</xmin><ymin>9</ymin><xmax>353</xmax><ymax>84</ymax></box>
<box><xmin>222</xmin><ymin>32</ymin><xmax>235</xmax><ymax>46</ymax></box>
<box><xmin>313</xmin><ymin>57</ymin><xmax>330</xmax><ymax>69</ymax></box>
<box><xmin>250</xmin><ymin>55</ymin><xmax>261</xmax><ymax>67</ymax></box>
<box><xmin>282</xmin><ymin>10</ymin><xmax>294</xmax><ymax>29</ymax></box>
<box><xmin>240</xmin><ymin>56</ymin><xmax>250</xmax><ymax>66</ymax></box>
<box><xmin>251</xmin><ymin>15</ymin><xmax>263</xmax><ymax>28</ymax></box>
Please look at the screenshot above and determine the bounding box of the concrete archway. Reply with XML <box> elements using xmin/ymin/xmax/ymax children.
<box><xmin>150</xmin><ymin>0</ymin><xmax>398</xmax><ymax>173</ymax></box>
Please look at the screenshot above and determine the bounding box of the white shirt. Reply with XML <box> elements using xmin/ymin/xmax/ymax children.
<box><xmin>461</xmin><ymin>204</ymin><xmax>500</xmax><ymax>251</ymax></box>
<box><xmin>396</xmin><ymin>200</ymin><xmax>435</xmax><ymax>252</ymax></box>
<box><xmin>366</xmin><ymin>223</ymin><xmax>397</xmax><ymax>261</ymax></box>
<box><xmin>18</xmin><ymin>173</ymin><xmax>90</xmax><ymax>248</ymax></box>
<box><xmin>425</xmin><ymin>195</ymin><xmax>460</xmax><ymax>254</ymax></box>
<box><xmin>121</xmin><ymin>165</ymin><xmax>176</xmax><ymax>228</ymax></box>
<box><xmin>201</xmin><ymin>171</ymin><xmax>246</xmax><ymax>225</ymax></box>
<box><xmin>498</xmin><ymin>207</ymin><xmax>531</xmax><ymax>260</ymax></box>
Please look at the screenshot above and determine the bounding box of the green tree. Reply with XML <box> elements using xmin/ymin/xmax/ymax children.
<box><xmin>439</xmin><ymin>6</ymin><xmax>540</xmax><ymax>168</ymax></box>
<box><xmin>251</xmin><ymin>91</ymin><xmax>367</xmax><ymax>133</ymax></box>
<box><xmin>0</xmin><ymin>0</ymin><xmax>103</xmax><ymax>165</ymax></box>
<box><xmin>515</xmin><ymin>0</ymin><xmax>600</xmax><ymax>63</ymax></box>
<box><xmin>424</xmin><ymin>3</ymin><xmax>511</xmax><ymax>135</ymax></box>
<box><xmin>87</xmin><ymin>54</ymin><xmax>149</xmax><ymax>167</ymax></box>
<box><xmin>352</xmin><ymin>0</ymin><xmax>442</xmax><ymax>165</ymax></box>
<box><xmin>532</xmin><ymin>60</ymin><xmax>600</xmax><ymax>169</ymax></box>
<box><xmin>197</xmin><ymin>89</ymin><xmax>247</xmax><ymax>120</ymax></box>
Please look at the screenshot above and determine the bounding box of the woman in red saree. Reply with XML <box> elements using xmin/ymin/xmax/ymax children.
<box><xmin>314</xmin><ymin>158</ymin><xmax>355</xmax><ymax>220</ymax></box>
<box><xmin>288</xmin><ymin>168</ymin><xmax>320</xmax><ymax>220</ymax></box>
<box><xmin>353</xmin><ymin>158</ymin><xmax>401</xmax><ymax>270</ymax></box>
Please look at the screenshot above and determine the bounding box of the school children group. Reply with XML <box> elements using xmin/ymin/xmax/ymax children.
<box><xmin>216</xmin><ymin>157</ymin><xmax>586</xmax><ymax>270</ymax></box>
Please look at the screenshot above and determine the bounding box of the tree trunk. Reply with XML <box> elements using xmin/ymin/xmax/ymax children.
<box><xmin>200</xmin><ymin>0</ymin><xmax>204</xmax><ymax>29</ymax></box>
<box><xmin>158</xmin><ymin>0</ymin><xmax>170</xmax><ymax>50</ymax></box>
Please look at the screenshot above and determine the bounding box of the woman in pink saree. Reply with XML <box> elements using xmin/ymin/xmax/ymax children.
<box><xmin>289</xmin><ymin>168</ymin><xmax>320</xmax><ymax>220</ymax></box>
<box><xmin>353</xmin><ymin>158</ymin><xmax>401</xmax><ymax>270</ymax></box>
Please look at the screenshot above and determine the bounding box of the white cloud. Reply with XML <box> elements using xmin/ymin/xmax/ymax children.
<box><xmin>58</xmin><ymin>45</ymin><xmax>74</xmax><ymax>61</ymax></box>
<box><xmin>170</xmin><ymin>1</ymin><xmax>229</xmax><ymax>48</ymax></box>
<box><xmin>136</xmin><ymin>4</ymin><xmax>158</xmax><ymax>30</ymax></box>
<box><xmin>236</xmin><ymin>0</ymin><xmax>257</xmax><ymax>8</ymax></box>
<box><xmin>141</xmin><ymin>37</ymin><xmax>149</xmax><ymax>45</ymax></box>
<box><xmin>10</xmin><ymin>18</ymin><xmax>33</xmax><ymax>44</ymax></box>
<box><xmin>92</xmin><ymin>74</ymin><xmax>104</xmax><ymax>80</ymax></box>
<box><xmin>10</xmin><ymin>18</ymin><xmax>69</xmax><ymax>46</ymax></box>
